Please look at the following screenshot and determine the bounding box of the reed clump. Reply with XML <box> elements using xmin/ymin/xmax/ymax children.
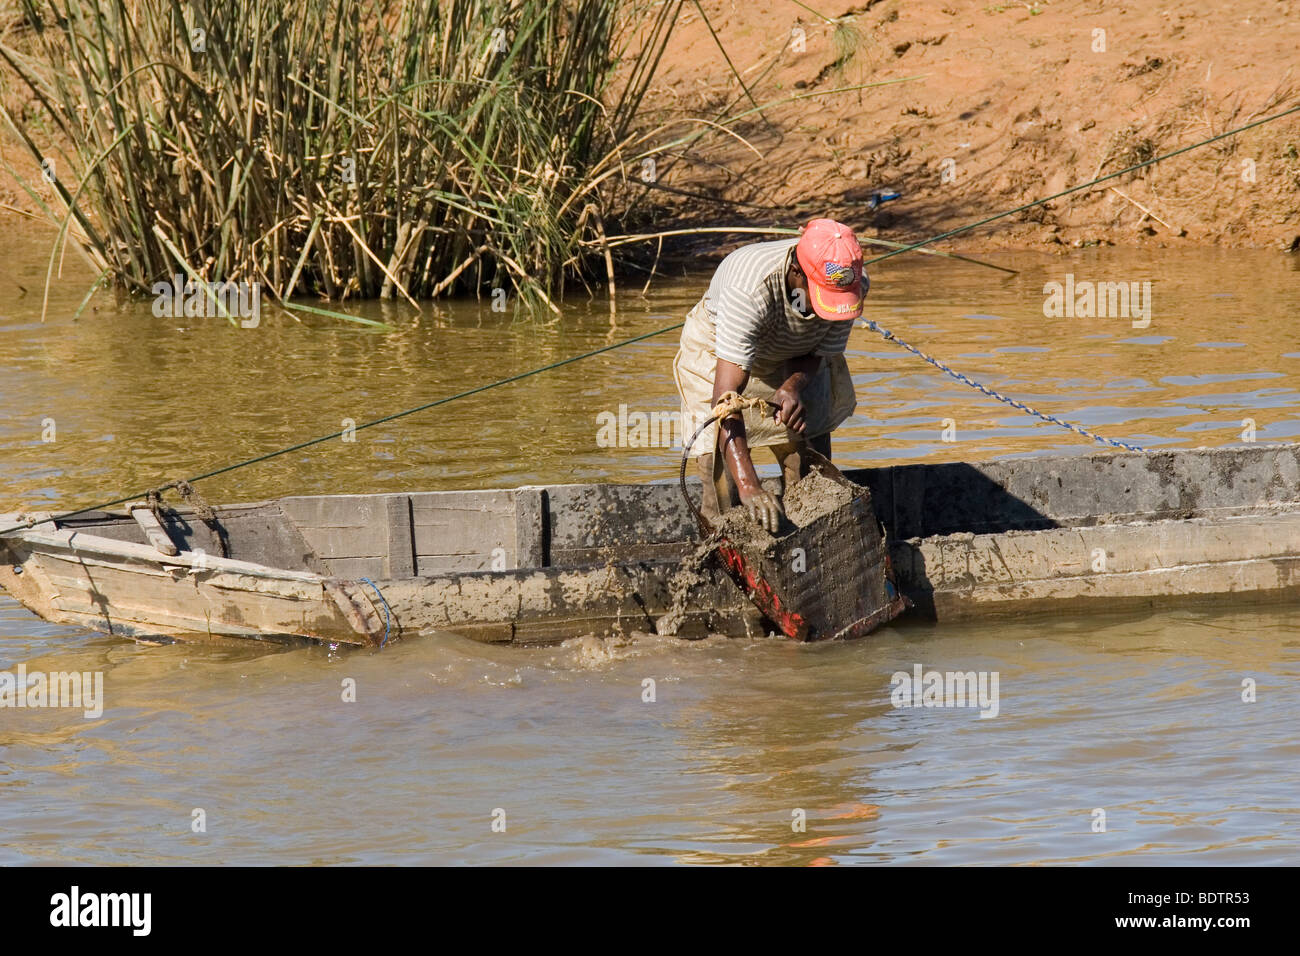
<box><xmin>0</xmin><ymin>0</ymin><xmax>680</xmax><ymax>311</ymax></box>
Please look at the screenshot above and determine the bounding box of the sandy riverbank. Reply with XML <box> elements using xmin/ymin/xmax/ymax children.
<box><xmin>627</xmin><ymin>0</ymin><xmax>1300</xmax><ymax>257</ymax></box>
<box><xmin>4</xmin><ymin>1</ymin><xmax>1297</xmax><ymax>260</ymax></box>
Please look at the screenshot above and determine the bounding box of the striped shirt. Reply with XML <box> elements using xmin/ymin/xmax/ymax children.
<box><xmin>702</xmin><ymin>238</ymin><xmax>853</xmax><ymax>373</ymax></box>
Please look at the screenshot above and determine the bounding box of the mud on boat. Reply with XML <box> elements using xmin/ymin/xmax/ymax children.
<box><xmin>3</xmin><ymin>442</ymin><xmax>1300</xmax><ymax>646</ymax></box>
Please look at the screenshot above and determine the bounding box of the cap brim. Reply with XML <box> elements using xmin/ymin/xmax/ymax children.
<box><xmin>809</xmin><ymin>281</ymin><xmax>863</xmax><ymax>320</ymax></box>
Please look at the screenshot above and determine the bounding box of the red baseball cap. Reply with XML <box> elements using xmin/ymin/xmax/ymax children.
<box><xmin>795</xmin><ymin>218</ymin><xmax>865</xmax><ymax>320</ymax></box>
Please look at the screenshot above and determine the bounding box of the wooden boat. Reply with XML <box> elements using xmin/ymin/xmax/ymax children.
<box><xmin>3</xmin><ymin>442</ymin><xmax>1300</xmax><ymax>646</ymax></box>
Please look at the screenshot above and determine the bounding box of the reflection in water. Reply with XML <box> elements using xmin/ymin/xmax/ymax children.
<box><xmin>1</xmin><ymin>223</ymin><xmax>1298</xmax><ymax>864</ymax></box>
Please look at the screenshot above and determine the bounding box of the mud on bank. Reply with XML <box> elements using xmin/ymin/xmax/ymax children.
<box><xmin>628</xmin><ymin>0</ymin><xmax>1300</xmax><ymax>261</ymax></box>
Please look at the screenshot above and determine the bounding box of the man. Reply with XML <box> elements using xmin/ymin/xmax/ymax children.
<box><xmin>673</xmin><ymin>218</ymin><xmax>866</xmax><ymax>532</ymax></box>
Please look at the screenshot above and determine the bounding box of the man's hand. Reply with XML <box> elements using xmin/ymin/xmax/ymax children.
<box><xmin>772</xmin><ymin>357</ymin><xmax>820</xmax><ymax>434</ymax></box>
<box><xmin>739</xmin><ymin>486</ymin><xmax>782</xmax><ymax>534</ymax></box>
<box><xmin>771</xmin><ymin>379</ymin><xmax>808</xmax><ymax>433</ymax></box>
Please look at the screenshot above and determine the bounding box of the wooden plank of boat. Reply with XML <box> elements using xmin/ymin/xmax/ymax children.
<box><xmin>897</xmin><ymin>507</ymin><xmax>1300</xmax><ymax>619</ymax></box>
<box><xmin>0</xmin><ymin>523</ymin><xmax>385</xmax><ymax>645</ymax></box>
<box><xmin>127</xmin><ymin>502</ymin><xmax>180</xmax><ymax>556</ymax></box>
<box><xmin>2</xmin><ymin>442</ymin><xmax>1299</xmax><ymax>645</ymax></box>
<box><xmin>0</xmin><ymin>508</ymin><xmax>753</xmax><ymax>644</ymax></box>
<box><xmin>373</xmin><ymin>562</ymin><xmax>764</xmax><ymax>644</ymax></box>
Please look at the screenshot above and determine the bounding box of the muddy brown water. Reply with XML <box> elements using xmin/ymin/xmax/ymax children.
<box><xmin>2</xmin><ymin>221</ymin><xmax>1299</xmax><ymax>864</ymax></box>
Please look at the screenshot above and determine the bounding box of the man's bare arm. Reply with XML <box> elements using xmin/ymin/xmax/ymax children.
<box><xmin>712</xmin><ymin>358</ymin><xmax>781</xmax><ymax>532</ymax></box>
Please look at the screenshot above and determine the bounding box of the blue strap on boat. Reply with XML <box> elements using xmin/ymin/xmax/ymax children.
<box><xmin>857</xmin><ymin>318</ymin><xmax>1146</xmax><ymax>453</ymax></box>
<box><xmin>359</xmin><ymin>577</ymin><xmax>391</xmax><ymax>647</ymax></box>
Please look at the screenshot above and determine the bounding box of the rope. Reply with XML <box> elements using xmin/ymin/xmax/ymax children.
<box><xmin>144</xmin><ymin>479</ymin><xmax>217</xmax><ymax>523</ymax></box>
<box><xmin>359</xmin><ymin>577</ymin><xmax>392</xmax><ymax>647</ymax></box>
<box><xmin>0</xmin><ymin>323</ymin><xmax>683</xmax><ymax>535</ymax></box>
<box><xmin>145</xmin><ymin>478</ymin><xmax>230</xmax><ymax>557</ymax></box>
<box><xmin>678</xmin><ymin>392</ymin><xmax>777</xmax><ymax>534</ymax></box>
<box><xmin>706</xmin><ymin>389</ymin><xmax>773</xmax><ymax>421</ymax></box>
<box><xmin>3</xmin><ymin>103</ymin><xmax>1296</xmax><ymax>538</ymax></box>
<box><xmin>858</xmin><ymin>319</ymin><xmax>1144</xmax><ymax>452</ymax></box>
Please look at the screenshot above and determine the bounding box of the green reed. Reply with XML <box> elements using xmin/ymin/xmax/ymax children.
<box><xmin>0</xmin><ymin>0</ymin><xmax>681</xmax><ymax>313</ymax></box>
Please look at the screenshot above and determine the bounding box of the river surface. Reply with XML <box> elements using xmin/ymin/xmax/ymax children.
<box><xmin>1</xmin><ymin>223</ymin><xmax>1298</xmax><ymax>864</ymax></box>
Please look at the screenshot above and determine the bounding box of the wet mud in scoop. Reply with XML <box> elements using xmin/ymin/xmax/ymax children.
<box><xmin>736</xmin><ymin>468</ymin><xmax>858</xmax><ymax>546</ymax></box>
<box><xmin>656</xmin><ymin>468</ymin><xmax>862</xmax><ymax>636</ymax></box>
